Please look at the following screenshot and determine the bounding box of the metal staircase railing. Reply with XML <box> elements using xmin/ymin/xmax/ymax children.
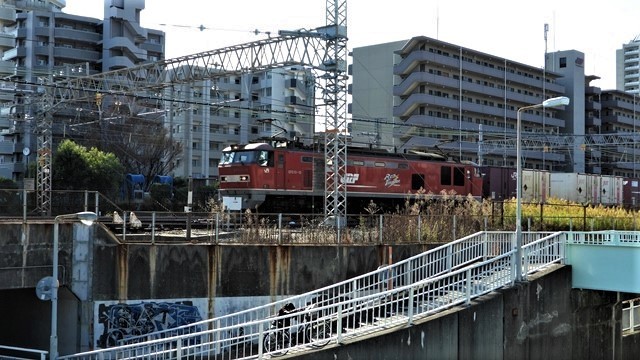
<box><xmin>59</xmin><ymin>231</ymin><xmax>563</xmax><ymax>360</ymax></box>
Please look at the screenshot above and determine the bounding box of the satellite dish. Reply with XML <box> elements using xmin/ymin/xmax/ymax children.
<box><xmin>36</xmin><ymin>276</ymin><xmax>55</xmax><ymax>301</ymax></box>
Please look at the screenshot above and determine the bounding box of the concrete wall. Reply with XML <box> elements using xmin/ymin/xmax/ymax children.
<box><xmin>0</xmin><ymin>222</ymin><xmax>430</xmax><ymax>354</ymax></box>
<box><xmin>295</xmin><ymin>266</ymin><xmax>640</xmax><ymax>360</ymax></box>
<box><xmin>2</xmin><ymin>222</ymin><xmax>639</xmax><ymax>358</ymax></box>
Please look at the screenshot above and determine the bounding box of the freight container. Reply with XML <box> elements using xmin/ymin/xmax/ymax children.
<box><xmin>600</xmin><ymin>175</ymin><xmax>623</xmax><ymax>205</ymax></box>
<box><xmin>521</xmin><ymin>169</ymin><xmax>549</xmax><ymax>203</ymax></box>
<box><xmin>550</xmin><ymin>173</ymin><xmax>600</xmax><ymax>204</ymax></box>
<box><xmin>480</xmin><ymin>166</ymin><xmax>516</xmax><ymax>200</ymax></box>
<box><xmin>623</xmin><ymin>177</ymin><xmax>640</xmax><ymax>208</ymax></box>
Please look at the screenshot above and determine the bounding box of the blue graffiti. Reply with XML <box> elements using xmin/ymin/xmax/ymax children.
<box><xmin>97</xmin><ymin>301</ymin><xmax>202</xmax><ymax>348</ymax></box>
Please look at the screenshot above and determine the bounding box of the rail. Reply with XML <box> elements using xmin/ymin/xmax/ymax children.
<box><xmin>58</xmin><ymin>231</ymin><xmax>563</xmax><ymax>359</ymax></box>
<box><xmin>0</xmin><ymin>345</ymin><xmax>47</xmax><ymax>360</ymax></box>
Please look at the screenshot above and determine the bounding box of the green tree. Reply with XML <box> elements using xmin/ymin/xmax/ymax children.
<box><xmin>52</xmin><ymin>140</ymin><xmax>124</xmax><ymax>197</ymax></box>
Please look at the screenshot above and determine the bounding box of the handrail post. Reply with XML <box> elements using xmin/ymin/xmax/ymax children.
<box><xmin>215</xmin><ymin>213</ymin><xmax>220</xmax><ymax>244</ymax></box>
<box><xmin>446</xmin><ymin>245</ymin><xmax>452</xmax><ymax>272</ymax></box>
<box><xmin>417</xmin><ymin>214</ymin><xmax>421</xmax><ymax>243</ymax></box>
<box><xmin>559</xmin><ymin>233</ymin><xmax>566</xmax><ymax>265</ymax></box>
<box><xmin>336</xmin><ymin>306</ymin><xmax>343</xmax><ymax>344</ymax></box>
<box><xmin>407</xmin><ymin>286</ymin><xmax>414</xmax><ymax>325</ymax></box>
<box><xmin>23</xmin><ymin>188</ymin><xmax>27</xmax><ymax>222</ymax></box>
<box><xmin>482</xmin><ymin>231</ymin><xmax>488</xmax><ymax>260</ymax></box>
<box><xmin>258</xmin><ymin>321</ymin><xmax>264</xmax><ymax>357</ymax></box>
<box><xmin>151</xmin><ymin>212</ymin><xmax>156</xmax><ymax>245</ymax></box>
<box><xmin>122</xmin><ymin>212</ymin><xmax>127</xmax><ymax>242</ymax></box>
<box><xmin>465</xmin><ymin>268</ymin><xmax>472</xmax><ymax>305</ymax></box>
<box><xmin>175</xmin><ymin>337</ymin><xmax>182</xmax><ymax>358</ymax></box>
<box><xmin>278</xmin><ymin>213</ymin><xmax>282</xmax><ymax>245</ymax></box>
<box><xmin>94</xmin><ymin>191</ymin><xmax>99</xmax><ymax>216</ymax></box>
<box><xmin>522</xmin><ymin>246</ymin><xmax>529</xmax><ymax>280</ymax></box>
<box><xmin>379</xmin><ymin>214</ymin><xmax>383</xmax><ymax>244</ymax></box>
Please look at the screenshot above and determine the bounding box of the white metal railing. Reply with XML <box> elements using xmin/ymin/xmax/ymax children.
<box><xmin>58</xmin><ymin>231</ymin><xmax>563</xmax><ymax>360</ymax></box>
<box><xmin>111</xmin><ymin>231</ymin><xmax>551</xmax><ymax>347</ymax></box>
<box><xmin>0</xmin><ymin>345</ymin><xmax>47</xmax><ymax>360</ymax></box>
<box><xmin>566</xmin><ymin>230</ymin><xmax>640</xmax><ymax>246</ymax></box>
<box><xmin>623</xmin><ymin>297</ymin><xmax>640</xmax><ymax>334</ymax></box>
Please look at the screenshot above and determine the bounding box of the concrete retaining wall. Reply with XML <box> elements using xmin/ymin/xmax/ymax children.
<box><xmin>295</xmin><ymin>266</ymin><xmax>640</xmax><ymax>360</ymax></box>
<box><xmin>2</xmin><ymin>222</ymin><xmax>639</xmax><ymax>358</ymax></box>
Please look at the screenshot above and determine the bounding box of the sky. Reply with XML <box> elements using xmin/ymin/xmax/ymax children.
<box><xmin>63</xmin><ymin>0</ymin><xmax>640</xmax><ymax>90</ymax></box>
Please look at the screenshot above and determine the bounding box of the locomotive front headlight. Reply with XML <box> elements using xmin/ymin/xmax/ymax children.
<box><xmin>240</xmin><ymin>175</ymin><xmax>250</xmax><ymax>182</ymax></box>
<box><xmin>220</xmin><ymin>176</ymin><xmax>227</xmax><ymax>182</ymax></box>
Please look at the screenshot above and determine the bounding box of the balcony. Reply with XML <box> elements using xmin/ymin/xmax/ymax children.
<box><xmin>0</xmin><ymin>33</ymin><xmax>14</xmax><ymax>50</ymax></box>
<box><xmin>585</xmin><ymin>100</ymin><xmax>601</xmax><ymax>112</ymax></box>
<box><xmin>0</xmin><ymin>7</ymin><xmax>16</xmax><ymax>23</ymax></box>
<box><xmin>54</xmin><ymin>28</ymin><xmax>101</xmax><ymax>43</ymax></box>
<box><xmin>585</xmin><ymin>114</ymin><xmax>601</xmax><ymax>127</ymax></box>
<box><xmin>0</xmin><ymin>140</ymin><xmax>22</xmax><ymax>154</ymax></box>
<box><xmin>53</xmin><ymin>47</ymin><xmax>100</xmax><ymax>62</ymax></box>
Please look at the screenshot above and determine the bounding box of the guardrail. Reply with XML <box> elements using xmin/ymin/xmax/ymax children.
<box><xmin>0</xmin><ymin>345</ymin><xmax>47</xmax><ymax>360</ymax></box>
<box><xmin>57</xmin><ymin>231</ymin><xmax>562</xmax><ymax>359</ymax></box>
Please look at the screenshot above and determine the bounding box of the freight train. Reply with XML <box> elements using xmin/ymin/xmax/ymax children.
<box><xmin>218</xmin><ymin>141</ymin><xmax>483</xmax><ymax>213</ymax></box>
<box><xmin>217</xmin><ymin>141</ymin><xmax>640</xmax><ymax>213</ymax></box>
<box><xmin>480</xmin><ymin>166</ymin><xmax>640</xmax><ymax>207</ymax></box>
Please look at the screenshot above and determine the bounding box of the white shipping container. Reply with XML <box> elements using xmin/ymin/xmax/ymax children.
<box><xmin>600</xmin><ymin>175</ymin><xmax>623</xmax><ymax>205</ymax></box>
<box><xmin>550</xmin><ymin>173</ymin><xmax>599</xmax><ymax>204</ymax></box>
<box><xmin>521</xmin><ymin>169</ymin><xmax>549</xmax><ymax>203</ymax></box>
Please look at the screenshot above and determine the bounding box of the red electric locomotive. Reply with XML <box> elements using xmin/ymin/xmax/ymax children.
<box><xmin>218</xmin><ymin>141</ymin><xmax>483</xmax><ymax>213</ymax></box>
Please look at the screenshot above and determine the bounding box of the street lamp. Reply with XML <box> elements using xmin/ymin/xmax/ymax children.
<box><xmin>515</xmin><ymin>96</ymin><xmax>569</xmax><ymax>281</ymax></box>
<box><xmin>50</xmin><ymin>211</ymin><xmax>98</xmax><ymax>360</ymax></box>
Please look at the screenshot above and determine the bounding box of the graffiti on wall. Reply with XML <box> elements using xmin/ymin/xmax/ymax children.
<box><xmin>96</xmin><ymin>301</ymin><xmax>203</xmax><ymax>348</ymax></box>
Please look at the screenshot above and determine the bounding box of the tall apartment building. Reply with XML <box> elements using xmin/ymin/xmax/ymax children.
<box><xmin>0</xmin><ymin>0</ymin><xmax>164</xmax><ymax>182</ymax></box>
<box><xmin>351</xmin><ymin>36</ymin><xmax>577</xmax><ymax>172</ymax></box>
<box><xmin>349</xmin><ymin>40</ymin><xmax>406</xmax><ymax>150</ymax></box>
<box><xmin>168</xmin><ymin>67</ymin><xmax>316</xmax><ymax>181</ymax></box>
<box><xmin>600</xmin><ymin>90</ymin><xmax>640</xmax><ymax>178</ymax></box>
<box><xmin>616</xmin><ymin>36</ymin><xmax>640</xmax><ymax>94</ymax></box>
<box><xmin>350</xmin><ymin>36</ymin><xmax>640</xmax><ymax>177</ymax></box>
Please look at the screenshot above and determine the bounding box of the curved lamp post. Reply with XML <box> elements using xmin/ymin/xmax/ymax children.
<box><xmin>50</xmin><ymin>211</ymin><xmax>98</xmax><ymax>360</ymax></box>
<box><xmin>515</xmin><ymin>96</ymin><xmax>569</xmax><ymax>281</ymax></box>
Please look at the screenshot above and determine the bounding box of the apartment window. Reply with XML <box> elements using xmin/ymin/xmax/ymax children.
<box><xmin>559</xmin><ymin>57</ymin><xmax>567</xmax><ymax>68</ymax></box>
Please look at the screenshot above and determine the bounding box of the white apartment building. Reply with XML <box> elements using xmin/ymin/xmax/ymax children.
<box><xmin>616</xmin><ymin>36</ymin><xmax>640</xmax><ymax>94</ymax></box>
<box><xmin>168</xmin><ymin>67</ymin><xmax>316</xmax><ymax>181</ymax></box>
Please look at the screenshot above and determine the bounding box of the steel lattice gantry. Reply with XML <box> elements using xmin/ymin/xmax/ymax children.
<box><xmin>322</xmin><ymin>0</ymin><xmax>349</xmax><ymax>224</ymax></box>
<box><xmin>481</xmin><ymin>132</ymin><xmax>640</xmax><ymax>153</ymax></box>
<box><xmin>34</xmin><ymin>0</ymin><xmax>348</xmax><ymax>216</ymax></box>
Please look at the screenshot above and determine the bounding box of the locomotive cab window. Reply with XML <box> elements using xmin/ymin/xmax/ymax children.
<box><xmin>257</xmin><ymin>150</ymin><xmax>272</xmax><ymax>167</ymax></box>
<box><xmin>220</xmin><ymin>150</ymin><xmax>268</xmax><ymax>165</ymax></box>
